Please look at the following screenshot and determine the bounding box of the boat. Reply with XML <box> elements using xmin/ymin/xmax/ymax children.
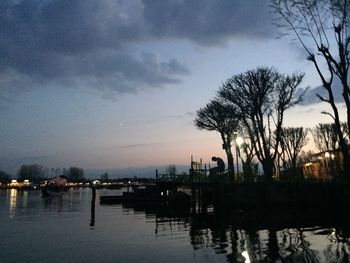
<box><xmin>41</xmin><ymin>176</ymin><xmax>67</xmax><ymax>197</ymax></box>
<box><xmin>100</xmin><ymin>186</ymin><xmax>164</xmax><ymax>204</ymax></box>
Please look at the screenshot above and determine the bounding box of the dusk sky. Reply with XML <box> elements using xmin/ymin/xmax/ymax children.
<box><xmin>0</xmin><ymin>0</ymin><xmax>347</xmax><ymax>175</ymax></box>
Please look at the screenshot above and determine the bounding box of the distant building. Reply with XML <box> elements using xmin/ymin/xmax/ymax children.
<box><xmin>302</xmin><ymin>150</ymin><xmax>343</xmax><ymax>181</ymax></box>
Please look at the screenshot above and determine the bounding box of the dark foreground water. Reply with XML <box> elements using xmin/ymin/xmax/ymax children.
<box><xmin>1</xmin><ymin>188</ymin><xmax>350</xmax><ymax>263</ymax></box>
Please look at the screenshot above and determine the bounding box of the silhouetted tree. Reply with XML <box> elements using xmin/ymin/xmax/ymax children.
<box><xmin>272</xmin><ymin>0</ymin><xmax>350</xmax><ymax>178</ymax></box>
<box><xmin>342</xmin><ymin>122</ymin><xmax>349</xmax><ymax>143</ymax></box>
<box><xmin>219</xmin><ymin>67</ymin><xmax>304</xmax><ymax>180</ymax></box>
<box><xmin>17</xmin><ymin>164</ymin><xmax>45</xmax><ymax>183</ymax></box>
<box><xmin>298</xmin><ymin>150</ymin><xmax>315</xmax><ymax>166</ymax></box>
<box><xmin>312</xmin><ymin>123</ymin><xmax>340</xmax><ymax>152</ymax></box>
<box><xmin>280</xmin><ymin>127</ymin><xmax>309</xmax><ymax>178</ymax></box>
<box><xmin>0</xmin><ymin>170</ymin><xmax>11</xmax><ymax>184</ymax></box>
<box><xmin>100</xmin><ymin>173</ymin><xmax>109</xmax><ymax>181</ymax></box>
<box><xmin>66</xmin><ymin>167</ymin><xmax>85</xmax><ymax>182</ymax></box>
<box><xmin>239</xmin><ymin>138</ymin><xmax>257</xmax><ymax>181</ymax></box>
<box><xmin>194</xmin><ymin>98</ymin><xmax>240</xmax><ymax>175</ymax></box>
<box><xmin>165</xmin><ymin>164</ymin><xmax>177</xmax><ymax>176</ymax></box>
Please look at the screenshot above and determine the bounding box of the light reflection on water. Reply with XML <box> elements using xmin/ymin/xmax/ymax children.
<box><xmin>9</xmin><ymin>188</ymin><xmax>17</xmax><ymax>217</ymax></box>
<box><xmin>1</xmin><ymin>188</ymin><xmax>350</xmax><ymax>262</ymax></box>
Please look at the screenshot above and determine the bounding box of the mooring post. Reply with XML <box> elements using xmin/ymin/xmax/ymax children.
<box><xmin>90</xmin><ymin>182</ymin><xmax>96</xmax><ymax>228</ymax></box>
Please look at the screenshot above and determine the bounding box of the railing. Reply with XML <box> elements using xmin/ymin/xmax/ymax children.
<box><xmin>155</xmin><ymin>169</ymin><xmax>234</xmax><ymax>184</ymax></box>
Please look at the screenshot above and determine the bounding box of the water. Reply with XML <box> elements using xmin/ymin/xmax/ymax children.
<box><xmin>1</xmin><ymin>188</ymin><xmax>350</xmax><ymax>263</ymax></box>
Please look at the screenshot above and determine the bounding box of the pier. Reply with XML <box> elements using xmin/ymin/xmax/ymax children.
<box><xmin>101</xmin><ymin>159</ymin><xmax>350</xmax><ymax>214</ymax></box>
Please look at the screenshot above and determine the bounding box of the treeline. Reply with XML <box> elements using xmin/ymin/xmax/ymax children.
<box><xmin>194</xmin><ymin>0</ymin><xmax>350</xmax><ymax>181</ymax></box>
<box><xmin>0</xmin><ymin>164</ymin><xmax>85</xmax><ymax>184</ymax></box>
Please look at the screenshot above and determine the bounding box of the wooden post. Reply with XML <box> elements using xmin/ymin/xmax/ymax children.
<box><xmin>90</xmin><ymin>183</ymin><xmax>96</xmax><ymax>228</ymax></box>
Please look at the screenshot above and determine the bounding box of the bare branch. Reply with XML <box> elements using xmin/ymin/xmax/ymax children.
<box><xmin>321</xmin><ymin>111</ymin><xmax>335</xmax><ymax>120</ymax></box>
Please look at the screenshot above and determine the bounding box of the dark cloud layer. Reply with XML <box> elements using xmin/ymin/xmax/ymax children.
<box><xmin>0</xmin><ymin>0</ymin><xmax>272</xmax><ymax>98</ymax></box>
<box><xmin>143</xmin><ymin>0</ymin><xmax>273</xmax><ymax>44</ymax></box>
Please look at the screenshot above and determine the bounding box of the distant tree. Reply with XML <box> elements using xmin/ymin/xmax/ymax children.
<box><xmin>312</xmin><ymin>123</ymin><xmax>340</xmax><ymax>152</ymax></box>
<box><xmin>0</xmin><ymin>170</ymin><xmax>12</xmax><ymax>184</ymax></box>
<box><xmin>342</xmin><ymin>122</ymin><xmax>349</xmax><ymax>143</ymax></box>
<box><xmin>194</xmin><ymin>98</ymin><xmax>240</xmax><ymax>175</ymax></box>
<box><xmin>219</xmin><ymin>67</ymin><xmax>304</xmax><ymax>181</ymax></box>
<box><xmin>100</xmin><ymin>173</ymin><xmax>109</xmax><ymax>181</ymax></box>
<box><xmin>165</xmin><ymin>164</ymin><xmax>177</xmax><ymax>176</ymax></box>
<box><xmin>280</xmin><ymin>127</ymin><xmax>309</xmax><ymax>177</ymax></box>
<box><xmin>17</xmin><ymin>164</ymin><xmax>45</xmax><ymax>183</ymax></box>
<box><xmin>66</xmin><ymin>167</ymin><xmax>85</xmax><ymax>182</ymax></box>
<box><xmin>272</xmin><ymin>0</ymin><xmax>350</xmax><ymax>178</ymax></box>
<box><xmin>297</xmin><ymin>150</ymin><xmax>315</xmax><ymax>166</ymax></box>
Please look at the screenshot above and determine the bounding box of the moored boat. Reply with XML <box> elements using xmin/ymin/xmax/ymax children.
<box><xmin>41</xmin><ymin>175</ymin><xmax>67</xmax><ymax>197</ymax></box>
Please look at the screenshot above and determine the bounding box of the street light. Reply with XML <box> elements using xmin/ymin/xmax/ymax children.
<box><xmin>235</xmin><ymin>135</ymin><xmax>244</xmax><ymax>175</ymax></box>
<box><xmin>324</xmin><ymin>151</ymin><xmax>330</xmax><ymax>181</ymax></box>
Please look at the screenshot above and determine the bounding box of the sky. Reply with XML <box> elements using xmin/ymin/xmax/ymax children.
<box><xmin>0</xmin><ymin>0</ymin><xmax>347</xmax><ymax>175</ymax></box>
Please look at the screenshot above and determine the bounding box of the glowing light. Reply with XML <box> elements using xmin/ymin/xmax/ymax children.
<box><xmin>23</xmin><ymin>179</ymin><xmax>31</xmax><ymax>186</ymax></box>
<box><xmin>236</xmin><ymin>136</ymin><xmax>244</xmax><ymax>147</ymax></box>
<box><xmin>241</xmin><ymin>251</ymin><xmax>250</xmax><ymax>263</ymax></box>
<box><xmin>325</xmin><ymin>152</ymin><xmax>330</xmax><ymax>158</ymax></box>
<box><xmin>9</xmin><ymin>180</ymin><xmax>19</xmax><ymax>187</ymax></box>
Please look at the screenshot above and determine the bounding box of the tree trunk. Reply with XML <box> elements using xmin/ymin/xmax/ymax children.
<box><xmin>222</xmin><ymin>134</ymin><xmax>235</xmax><ymax>177</ymax></box>
<box><xmin>339</xmin><ymin>78</ymin><xmax>350</xmax><ymax>179</ymax></box>
<box><xmin>267</xmin><ymin>229</ymin><xmax>280</xmax><ymax>262</ymax></box>
<box><xmin>330</xmin><ymin>99</ymin><xmax>350</xmax><ymax>179</ymax></box>
<box><xmin>262</xmin><ymin>158</ymin><xmax>274</xmax><ymax>181</ymax></box>
<box><xmin>224</xmin><ymin>142</ymin><xmax>235</xmax><ymax>176</ymax></box>
<box><xmin>226</xmin><ymin>148</ymin><xmax>234</xmax><ymax>175</ymax></box>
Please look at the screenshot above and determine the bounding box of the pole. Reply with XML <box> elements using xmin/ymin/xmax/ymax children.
<box><xmin>236</xmin><ymin>146</ymin><xmax>239</xmax><ymax>176</ymax></box>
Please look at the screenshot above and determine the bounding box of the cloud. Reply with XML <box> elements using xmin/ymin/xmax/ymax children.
<box><xmin>0</xmin><ymin>0</ymin><xmax>272</xmax><ymax>100</ymax></box>
<box><xmin>299</xmin><ymin>78</ymin><xmax>344</xmax><ymax>105</ymax></box>
<box><xmin>142</xmin><ymin>0</ymin><xmax>273</xmax><ymax>44</ymax></box>
<box><xmin>118</xmin><ymin>142</ymin><xmax>159</xmax><ymax>149</ymax></box>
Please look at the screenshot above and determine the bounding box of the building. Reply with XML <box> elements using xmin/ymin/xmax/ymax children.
<box><xmin>302</xmin><ymin>150</ymin><xmax>343</xmax><ymax>181</ymax></box>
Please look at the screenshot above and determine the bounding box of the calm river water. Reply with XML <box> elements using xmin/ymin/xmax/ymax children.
<box><xmin>1</xmin><ymin>188</ymin><xmax>350</xmax><ymax>263</ymax></box>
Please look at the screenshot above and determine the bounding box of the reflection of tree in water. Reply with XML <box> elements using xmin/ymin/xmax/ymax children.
<box><xmin>159</xmin><ymin>214</ymin><xmax>350</xmax><ymax>263</ymax></box>
<box><xmin>119</xmin><ymin>201</ymin><xmax>350</xmax><ymax>262</ymax></box>
<box><xmin>188</xmin><ymin>218</ymin><xmax>329</xmax><ymax>262</ymax></box>
<box><xmin>324</xmin><ymin>228</ymin><xmax>350</xmax><ymax>262</ymax></box>
<box><xmin>189</xmin><ymin>215</ymin><xmax>228</xmax><ymax>252</ymax></box>
<box><xmin>279</xmin><ymin>228</ymin><xmax>319</xmax><ymax>262</ymax></box>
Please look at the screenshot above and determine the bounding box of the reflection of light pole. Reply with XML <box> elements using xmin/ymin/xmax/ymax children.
<box><xmin>235</xmin><ymin>136</ymin><xmax>244</xmax><ymax>174</ymax></box>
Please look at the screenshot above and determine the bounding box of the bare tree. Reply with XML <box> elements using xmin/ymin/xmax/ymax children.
<box><xmin>17</xmin><ymin>164</ymin><xmax>45</xmax><ymax>183</ymax></box>
<box><xmin>280</xmin><ymin>127</ymin><xmax>309</xmax><ymax>177</ymax></box>
<box><xmin>272</xmin><ymin>0</ymin><xmax>350</xmax><ymax>177</ymax></box>
<box><xmin>219</xmin><ymin>67</ymin><xmax>304</xmax><ymax>181</ymax></box>
<box><xmin>312</xmin><ymin>123</ymin><xmax>340</xmax><ymax>152</ymax></box>
<box><xmin>165</xmin><ymin>164</ymin><xmax>177</xmax><ymax>176</ymax></box>
<box><xmin>297</xmin><ymin>150</ymin><xmax>315</xmax><ymax>166</ymax></box>
<box><xmin>0</xmin><ymin>170</ymin><xmax>12</xmax><ymax>184</ymax></box>
<box><xmin>194</xmin><ymin>98</ymin><xmax>240</xmax><ymax>175</ymax></box>
<box><xmin>65</xmin><ymin>167</ymin><xmax>85</xmax><ymax>182</ymax></box>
